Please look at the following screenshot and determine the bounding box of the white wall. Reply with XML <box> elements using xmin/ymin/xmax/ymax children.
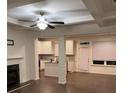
<box><xmin>7</xmin><ymin>26</ymin><xmax>36</xmax><ymax>83</ymax></box>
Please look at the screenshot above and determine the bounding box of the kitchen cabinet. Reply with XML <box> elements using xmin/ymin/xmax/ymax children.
<box><xmin>68</xmin><ymin>61</ymin><xmax>75</xmax><ymax>72</ymax></box>
<box><xmin>66</xmin><ymin>40</ymin><xmax>74</xmax><ymax>55</ymax></box>
<box><xmin>54</xmin><ymin>40</ymin><xmax>74</xmax><ymax>56</ymax></box>
<box><xmin>38</xmin><ymin>41</ymin><xmax>53</xmax><ymax>54</ymax></box>
<box><xmin>54</xmin><ymin>43</ymin><xmax>59</xmax><ymax>56</ymax></box>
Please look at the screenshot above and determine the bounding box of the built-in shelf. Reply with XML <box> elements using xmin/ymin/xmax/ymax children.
<box><xmin>7</xmin><ymin>57</ymin><xmax>23</xmax><ymax>60</ymax></box>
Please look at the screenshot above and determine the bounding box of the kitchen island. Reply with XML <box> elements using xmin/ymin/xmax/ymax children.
<box><xmin>44</xmin><ymin>62</ymin><xmax>58</xmax><ymax>77</ymax></box>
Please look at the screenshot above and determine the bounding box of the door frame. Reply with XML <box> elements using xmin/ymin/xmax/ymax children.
<box><xmin>77</xmin><ymin>41</ymin><xmax>92</xmax><ymax>72</ymax></box>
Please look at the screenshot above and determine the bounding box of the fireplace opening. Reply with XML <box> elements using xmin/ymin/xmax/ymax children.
<box><xmin>7</xmin><ymin>64</ymin><xmax>20</xmax><ymax>90</ymax></box>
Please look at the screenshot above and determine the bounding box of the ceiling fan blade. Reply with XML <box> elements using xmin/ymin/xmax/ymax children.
<box><xmin>18</xmin><ymin>19</ymin><xmax>35</xmax><ymax>22</ymax></box>
<box><xmin>30</xmin><ymin>24</ymin><xmax>37</xmax><ymax>27</ymax></box>
<box><xmin>47</xmin><ymin>24</ymin><xmax>55</xmax><ymax>29</ymax></box>
<box><xmin>49</xmin><ymin>21</ymin><xmax>64</xmax><ymax>24</ymax></box>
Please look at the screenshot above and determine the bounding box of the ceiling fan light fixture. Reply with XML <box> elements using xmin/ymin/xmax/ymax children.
<box><xmin>37</xmin><ymin>22</ymin><xmax>48</xmax><ymax>30</ymax></box>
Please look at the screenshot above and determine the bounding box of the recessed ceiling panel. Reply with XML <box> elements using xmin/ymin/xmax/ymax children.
<box><xmin>8</xmin><ymin>0</ymin><xmax>94</xmax><ymax>27</ymax></box>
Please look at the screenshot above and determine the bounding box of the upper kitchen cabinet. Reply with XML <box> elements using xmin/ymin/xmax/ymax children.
<box><xmin>66</xmin><ymin>40</ymin><xmax>74</xmax><ymax>55</ymax></box>
<box><xmin>54</xmin><ymin>43</ymin><xmax>59</xmax><ymax>56</ymax></box>
<box><xmin>54</xmin><ymin>40</ymin><xmax>74</xmax><ymax>56</ymax></box>
<box><xmin>38</xmin><ymin>41</ymin><xmax>53</xmax><ymax>54</ymax></box>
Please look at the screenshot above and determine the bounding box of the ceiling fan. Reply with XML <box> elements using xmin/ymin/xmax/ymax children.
<box><xmin>18</xmin><ymin>12</ymin><xmax>65</xmax><ymax>30</ymax></box>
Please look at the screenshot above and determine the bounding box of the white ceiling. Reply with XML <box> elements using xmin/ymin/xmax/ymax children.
<box><xmin>7</xmin><ymin>0</ymin><xmax>94</xmax><ymax>28</ymax></box>
<box><xmin>82</xmin><ymin>0</ymin><xmax>116</xmax><ymax>27</ymax></box>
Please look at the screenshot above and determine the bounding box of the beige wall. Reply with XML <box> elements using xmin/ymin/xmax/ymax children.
<box><xmin>7</xmin><ymin>22</ymin><xmax>116</xmax><ymax>82</ymax></box>
<box><xmin>34</xmin><ymin>23</ymin><xmax>115</xmax><ymax>38</ymax></box>
<box><xmin>74</xmin><ymin>34</ymin><xmax>116</xmax><ymax>75</ymax></box>
<box><xmin>7</xmin><ymin>26</ymin><xmax>36</xmax><ymax>83</ymax></box>
<box><xmin>36</xmin><ymin>34</ymin><xmax>116</xmax><ymax>75</ymax></box>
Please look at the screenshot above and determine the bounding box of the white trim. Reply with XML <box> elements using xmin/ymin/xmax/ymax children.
<box><xmin>7</xmin><ymin>57</ymin><xmax>23</xmax><ymax>60</ymax></box>
<box><xmin>58</xmin><ymin>81</ymin><xmax>66</xmax><ymax>85</ymax></box>
<box><xmin>35</xmin><ymin>77</ymin><xmax>40</xmax><ymax>80</ymax></box>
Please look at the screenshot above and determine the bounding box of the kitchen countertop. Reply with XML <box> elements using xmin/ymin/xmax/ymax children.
<box><xmin>45</xmin><ymin>62</ymin><xmax>58</xmax><ymax>64</ymax></box>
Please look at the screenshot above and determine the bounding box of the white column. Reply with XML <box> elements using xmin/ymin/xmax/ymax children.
<box><xmin>58</xmin><ymin>36</ymin><xmax>67</xmax><ymax>84</ymax></box>
<box><xmin>34</xmin><ymin>38</ymin><xmax>40</xmax><ymax>80</ymax></box>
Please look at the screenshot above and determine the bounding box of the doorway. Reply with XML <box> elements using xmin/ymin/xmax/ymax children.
<box><xmin>78</xmin><ymin>47</ymin><xmax>89</xmax><ymax>72</ymax></box>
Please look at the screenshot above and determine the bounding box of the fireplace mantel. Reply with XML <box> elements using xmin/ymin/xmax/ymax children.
<box><xmin>7</xmin><ymin>56</ymin><xmax>24</xmax><ymax>66</ymax></box>
<box><xmin>7</xmin><ymin>57</ymin><xmax>23</xmax><ymax>60</ymax></box>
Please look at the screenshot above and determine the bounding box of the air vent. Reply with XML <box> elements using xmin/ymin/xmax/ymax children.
<box><xmin>80</xmin><ymin>42</ymin><xmax>90</xmax><ymax>45</ymax></box>
<box><xmin>79</xmin><ymin>42</ymin><xmax>91</xmax><ymax>47</ymax></box>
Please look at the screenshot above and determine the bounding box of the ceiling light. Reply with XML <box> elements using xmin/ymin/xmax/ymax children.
<box><xmin>37</xmin><ymin>22</ymin><xmax>48</xmax><ymax>30</ymax></box>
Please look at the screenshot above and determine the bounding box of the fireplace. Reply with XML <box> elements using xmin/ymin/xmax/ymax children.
<box><xmin>7</xmin><ymin>64</ymin><xmax>20</xmax><ymax>90</ymax></box>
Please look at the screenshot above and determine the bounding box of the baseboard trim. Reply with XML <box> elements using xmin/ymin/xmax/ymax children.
<box><xmin>89</xmin><ymin>72</ymin><xmax>116</xmax><ymax>75</ymax></box>
<box><xmin>8</xmin><ymin>83</ymin><xmax>31</xmax><ymax>93</ymax></box>
<box><xmin>35</xmin><ymin>77</ymin><xmax>40</xmax><ymax>80</ymax></box>
<box><xmin>58</xmin><ymin>81</ymin><xmax>66</xmax><ymax>85</ymax></box>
